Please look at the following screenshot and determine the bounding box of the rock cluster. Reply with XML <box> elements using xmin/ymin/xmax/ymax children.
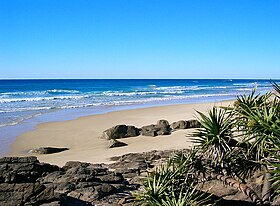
<box><xmin>101</xmin><ymin>119</ymin><xmax>201</xmax><ymax>146</ymax></box>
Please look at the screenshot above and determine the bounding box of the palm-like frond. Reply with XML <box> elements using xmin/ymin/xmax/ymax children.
<box><xmin>136</xmin><ymin>150</ymin><xmax>211</xmax><ymax>205</ymax></box>
<box><xmin>160</xmin><ymin>183</ymin><xmax>210</xmax><ymax>206</ymax></box>
<box><xmin>235</xmin><ymin>100</ymin><xmax>280</xmax><ymax>161</ymax></box>
<box><xmin>272</xmin><ymin>80</ymin><xmax>280</xmax><ymax>98</ymax></box>
<box><xmin>191</xmin><ymin>107</ymin><xmax>235</xmax><ymax>165</ymax></box>
<box><xmin>267</xmin><ymin>141</ymin><xmax>280</xmax><ymax>193</ymax></box>
<box><xmin>271</xmin><ymin>162</ymin><xmax>280</xmax><ymax>193</ymax></box>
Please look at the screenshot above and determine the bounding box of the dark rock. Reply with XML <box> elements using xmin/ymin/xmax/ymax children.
<box><xmin>54</xmin><ymin>182</ymin><xmax>76</xmax><ymax>194</ymax></box>
<box><xmin>101</xmin><ymin>125</ymin><xmax>140</xmax><ymax>140</ymax></box>
<box><xmin>63</xmin><ymin>161</ymin><xmax>90</xmax><ymax>170</ymax></box>
<box><xmin>187</xmin><ymin>119</ymin><xmax>201</xmax><ymax>128</ymax></box>
<box><xmin>140</xmin><ymin>128</ymin><xmax>157</xmax><ymax>137</ymax></box>
<box><xmin>31</xmin><ymin>183</ymin><xmax>60</xmax><ymax>204</ymax></box>
<box><xmin>97</xmin><ymin>173</ymin><xmax>123</xmax><ymax>184</ymax></box>
<box><xmin>67</xmin><ymin>187</ymin><xmax>97</xmax><ymax>203</ymax></box>
<box><xmin>0</xmin><ymin>157</ymin><xmax>59</xmax><ymax>183</ymax></box>
<box><xmin>171</xmin><ymin>120</ymin><xmax>188</xmax><ymax>130</ymax></box>
<box><xmin>0</xmin><ymin>156</ymin><xmax>38</xmax><ymax>163</ymax></box>
<box><xmin>156</xmin><ymin>126</ymin><xmax>170</xmax><ymax>135</ymax></box>
<box><xmin>95</xmin><ymin>184</ymin><xmax>116</xmax><ymax>197</ymax></box>
<box><xmin>39</xmin><ymin>171</ymin><xmax>66</xmax><ymax>183</ymax></box>
<box><xmin>157</xmin><ymin>119</ymin><xmax>169</xmax><ymax>127</ymax></box>
<box><xmin>108</xmin><ymin>139</ymin><xmax>128</xmax><ymax>148</ymax></box>
<box><xmin>140</xmin><ymin>124</ymin><xmax>171</xmax><ymax>136</ymax></box>
<box><xmin>171</xmin><ymin>119</ymin><xmax>201</xmax><ymax>130</ymax></box>
<box><xmin>28</xmin><ymin>147</ymin><xmax>69</xmax><ymax>154</ymax></box>
<box><xmin>126</xmin><ymin>126</ymin><xmax>140</xmax><ymax>137</ymax></box>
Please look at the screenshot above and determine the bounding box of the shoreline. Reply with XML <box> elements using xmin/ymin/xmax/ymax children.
<box><xmin>7</xmin><ymin>100</ymin><xmax>234</xmax><ymax>167</ymax></box>
<box><xmin>0</xmin><ymin>98</ymin><xmax>235</xmax><ymax>157</ymax></box>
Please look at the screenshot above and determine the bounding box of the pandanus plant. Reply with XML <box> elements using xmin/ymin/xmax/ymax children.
<box><xmin>135</xmin><ymin>151</ymin><xmax>211</xmax><ymax>206</ymax></box>
<box><xmin>191</xmin><ymin>81</ymin><xmax>280</xmax><ymax>205</ymax></box>
<box><xmin>192</xmin><ymin>106</ymin><xmax>263</xmax><ymax>204</ymax></box>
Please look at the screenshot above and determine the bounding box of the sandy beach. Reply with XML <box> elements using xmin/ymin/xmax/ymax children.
<box><xmin>8</xmin><ymin>101</ymin><xmax>233</xmax><ymax>167</ymax></box>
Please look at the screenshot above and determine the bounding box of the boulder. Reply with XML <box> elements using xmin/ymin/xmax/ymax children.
<box><xmin>187</xmin><ymin>119</ymin><xmax>201</xmax><ymax>128</ymax></box>
<box><xmin>140</xmin><ymin>123</ymin><xmax>171</xmax><ymax>137</ymax></box>
<box><xmin>28</xmin><ymin>147</ymin><xmax>69</xmax><ymax>154</ymax></box>
<box><xmin>127</xmin><ymin>126</ymin><xmax>140</xmax><ymax>137</ymax></box>
<box><xmin>157</xmin><ymin>119</ymin><xmax>169</xmax><ymax>127</ymax></box>
<box><xmin>140</xmin><ymin>125</ymin><xmax>157</xmax><ymax>137</ymax></box>
<box><xmin>170</xmin><ymin>120</ymin><xmax>188</xmax><ymax>130</ymax></box>
<box><xmin>108</xmin><ymin>139</ymin><xmax>128</xmax><ymax>148</ymax></box>
<box><xmin>101</xmin><ymin>125</ymin><xmax>140</xmax><ymax>140</ymax></box>
<box><xmin>171</xmin><ymin>119</ymin><xmax>201</xmax><ymax>130</ymax></box>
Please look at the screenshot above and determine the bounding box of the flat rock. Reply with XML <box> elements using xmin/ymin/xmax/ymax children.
<box><xmin>28</xmin><ymin>147</ymin><xmax>69</xmax><ymax>154</ymax></box>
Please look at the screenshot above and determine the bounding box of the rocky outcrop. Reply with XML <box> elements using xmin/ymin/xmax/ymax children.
<box><xmin>101</xmin><ymin>125</ymin><xmax>140</xmax><ymax>140</ymax></box>
<box><xmin>0</xmin><ymin>150</ymin><xmax>186</xmax><ymax>206</ymax></box>
<box><xmin>1</xmin><ymin>150</ymin><xmax>280</xmax><ymax>206</ymax></box>
<box><xmin>140</xmin><ymin>119</ymin><xmax>171</xmax><ymax>137</ymax></box>
<box><xmin>0</xmin><ymin>156</ymin><xmax>138</xmax><ymax>206</ymax></box>
<box><xmin>108</xmin><ymin>139</ymin><xmax>128</xmax><ymax>148</ymax></box>
<box><xmin>0</xmin><ymin>156</ymin><xmax>60</xmax><ymax>205</ymax></box>
<box><xmin>28</xmin><ymin>147</ymin><xmax>69</xmax><ymax>154</ymax></box>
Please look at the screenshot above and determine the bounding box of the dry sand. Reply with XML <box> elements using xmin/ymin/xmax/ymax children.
<box><xmin>8</xmin><ymin>101</ymin><xmax>233</xmax><ymax>166</ymax></box>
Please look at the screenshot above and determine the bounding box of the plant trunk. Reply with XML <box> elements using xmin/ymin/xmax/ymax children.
<box><xmin>211</xmin><ymin>173</ymin><xmax>262</xmax><ymax>205</ymax></box>
<box><xmin>262</xmin><ymin>167</ymin><xmax>272</xmax><ymax>204</ymax></box>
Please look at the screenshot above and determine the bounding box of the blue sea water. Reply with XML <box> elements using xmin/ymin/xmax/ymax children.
<box><xmin>0</xmin><ymin>79</ymin><xmax>277</xmax><ymax>156</ymax></box>
<box><xmin>0</xmin><ymin>79</ymin><xmax>277</xmax><ymax>127</ymax></box>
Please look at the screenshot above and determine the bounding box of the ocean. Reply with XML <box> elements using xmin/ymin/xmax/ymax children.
<box><xmin>0</xmin><ymin>79</ymin><xmax>277</xmax><ymax>155</ymax></box>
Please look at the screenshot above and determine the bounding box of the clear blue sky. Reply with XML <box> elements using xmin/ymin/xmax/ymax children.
<box><xmin>0</xmin><ymin>0</ymin><xmax>279</xmax><ymax>79</ymax></box>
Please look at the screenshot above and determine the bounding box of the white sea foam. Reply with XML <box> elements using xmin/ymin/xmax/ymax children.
<box><xmin>0</xmin><ymin>89</ymin><xmax>80</xmax><ymax>97</ymax></box>
<box><xmin>1</xmin><ymin>91</ymin><xmax>48</xmax><ymax>96</ymax></box>
<box><xmin>102</xmin><ymin>91</ymin><xmax>157</xmax><ymax>96</ymax></box>
<box><xmin>0</xmin><ymin>107</ymin><xmax>53</xmax><ymax>113</ymax></box>
<box><xmin>0</xmin><ymin>95</ymin><xmax>88</xmax><ymax>103</ymax></box>
<box><xmin>154</xmin><ymin>86</ymin><xmax>200</xmax><ymax>91</ymax></box>
<box><xmin>47</xmin><ymin>89</ymin><xmax>80</xmax><ymax>93</ymax></box>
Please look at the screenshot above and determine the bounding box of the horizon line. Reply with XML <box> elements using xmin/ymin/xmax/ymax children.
<box><xmin>0</xmin><ymin>78</ymin><xmax>279</xmax><ymax>80</ymax></box>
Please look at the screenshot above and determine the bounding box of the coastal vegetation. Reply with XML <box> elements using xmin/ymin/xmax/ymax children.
<box><xmin>137</xmin><ymin>82</ymin><xmax>280</xmax><ymax>205</ymax></box>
